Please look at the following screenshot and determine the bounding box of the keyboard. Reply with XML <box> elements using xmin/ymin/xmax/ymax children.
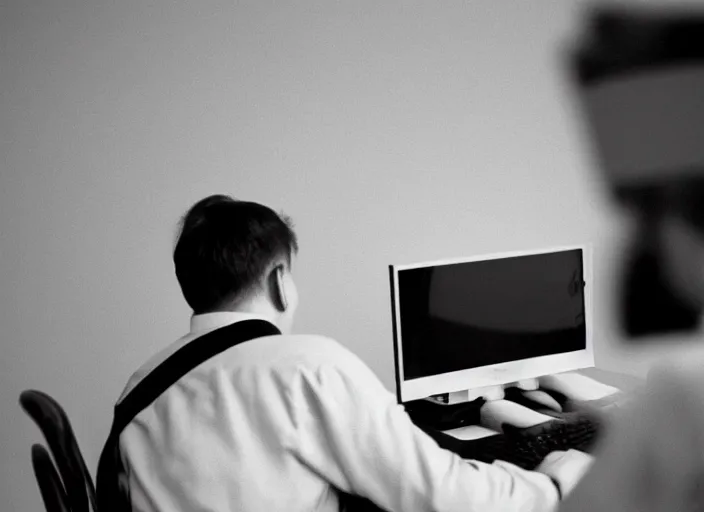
<box><xmin>458</xmin><ymin>413</ymin><xmax>602</xmax><ymax>470</ymax></box>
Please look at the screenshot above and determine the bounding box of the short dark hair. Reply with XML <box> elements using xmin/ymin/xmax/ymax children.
<box><xmin>173</xmin><ymin>194</ymin><xmax>298</xmax><ymax>314</ymax></box>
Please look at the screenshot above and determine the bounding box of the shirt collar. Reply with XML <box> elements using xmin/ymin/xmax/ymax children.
<box><xmin>189</xmin><ymin>311</ymin><xmax>273</xmax><ymax>335</ymax></box>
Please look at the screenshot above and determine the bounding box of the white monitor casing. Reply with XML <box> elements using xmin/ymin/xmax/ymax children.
<box><xmin>389</xmin><ymin>244</ymin><xmax>595</xmax><ymax>404</ymax></box>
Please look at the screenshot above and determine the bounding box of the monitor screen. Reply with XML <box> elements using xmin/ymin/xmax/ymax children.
<box><xmin>394</xmin><ymin>248</ymin><xmax>587</xmax><ymax>383</ymax></box>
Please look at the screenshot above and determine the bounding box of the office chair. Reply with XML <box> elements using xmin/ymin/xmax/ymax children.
<box><xmin>19</xmin><ymin>390</ymin><xmax>97</xmax><ymax>512</ymax></box>
<box><xmin>20</xmin><ymin>388</ymin><xmax>387</xmax><ymax>512</ymax></box>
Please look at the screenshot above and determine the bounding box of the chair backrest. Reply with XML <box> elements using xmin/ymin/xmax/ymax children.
<box><xmin>20</xmin><ymin>390</ymin><xmax>97</xmax><ymax>512</ymax></box>
<box><xmin>31</xmin><ymin>443</ymin><xmax>70</xmax><ymax>512</ymax></box>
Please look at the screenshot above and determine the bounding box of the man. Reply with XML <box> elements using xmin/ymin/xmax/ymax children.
<box><xmin>96</xmin><ymin>194</ymin><xmax>591</xmax><ymax>512</ymax></box>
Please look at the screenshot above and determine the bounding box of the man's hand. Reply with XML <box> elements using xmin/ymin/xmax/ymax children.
<box><xmin>536</xmin><ymin>449</ymin><xmax>594</xmax><ymax>498</ymax></box>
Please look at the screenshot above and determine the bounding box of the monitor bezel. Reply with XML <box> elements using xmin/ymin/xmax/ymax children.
<box><xmin>389</xmin><ymin>244</ymin><xmax>595</xmax><ymax>404</ymax></box>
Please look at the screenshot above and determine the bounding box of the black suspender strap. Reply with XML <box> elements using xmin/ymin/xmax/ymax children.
<box><xmin>96</xmin><ymin>319</ymin><xmax>281</xmax><ymax>512</ymax></box>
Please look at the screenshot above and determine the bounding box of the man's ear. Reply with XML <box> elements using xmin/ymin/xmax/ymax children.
<box><xmin>270</xmin><ymin>264</ymin><xmax>288</xmax><ymax>312</ymax></box>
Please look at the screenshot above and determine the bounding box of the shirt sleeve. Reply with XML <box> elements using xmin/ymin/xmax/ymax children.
<box><xmin>286</xmin><ymin>348</ymin><xmax>560</xmax><ymax>512</ymax></box>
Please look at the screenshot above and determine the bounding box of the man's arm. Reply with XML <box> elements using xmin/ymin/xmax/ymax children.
<box><xmin>286</xmin><ymin>351</ymin><xmax>561</xmax><ymax>512</ymax></box>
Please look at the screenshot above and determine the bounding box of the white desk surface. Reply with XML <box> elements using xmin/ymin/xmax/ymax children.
<box><xmin>444</xmin><ymin>424</ymin><xmax>499</xmax><ymax>440</ymax></box>
<box><xmin>441</xmin><ymin>368</ymin><xmax>644</xmax><ymax>440</ymax></box>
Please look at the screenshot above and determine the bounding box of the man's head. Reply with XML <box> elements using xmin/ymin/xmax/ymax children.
<box><xmin>173</xmin><ymin>194</ymin><xmax>299</xmax><ymax>333</ymax></box>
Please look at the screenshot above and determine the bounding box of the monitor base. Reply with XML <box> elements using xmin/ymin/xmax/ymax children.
<box><xmin>513</xmin><ymin>378</ymin><xmax>540</xmax><ymax>391</ymax></box>
<box><xmin>425</xmin><ymin>384</ymin><xmax>505</xmax><ymax>405</ymax></box>
<box><xmin>424</xmin><ymin>378</ymin><xmax>540</xmax><ymax>405</ymax></box>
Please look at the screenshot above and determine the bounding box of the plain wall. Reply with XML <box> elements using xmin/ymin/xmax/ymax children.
<box><xmin>3</xmin><ymin>1</ymin><xmax>696</xmax><ymax>510</ymax></box>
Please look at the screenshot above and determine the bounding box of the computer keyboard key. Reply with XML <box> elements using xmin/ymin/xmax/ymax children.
<box><xmin>459</xmin><ymin>413</ymin><xmax>601</xmax><ymax>470</ymax></box>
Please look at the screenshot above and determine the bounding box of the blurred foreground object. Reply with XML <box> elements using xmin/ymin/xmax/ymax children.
<box><xmin>569</xmin><ymin>3</ymin><xmax>704</xmax><ymax>340</ymax></box>
<box><xmin>559</xmin><ymin>354</ymin><xmax>704</xmax><ymax>512</ymax></box>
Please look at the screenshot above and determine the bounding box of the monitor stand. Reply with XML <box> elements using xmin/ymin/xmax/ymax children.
<box><xmin>425</xmin><ymin>378</ymin><xmax>540</xmax><ymax>405</ymax></box>
<box><xmin>512</xmin><ymin>378</ymin><xmax>540</xmax><ymax>391</ymax></box>
<box><xmin>466</xmin><ymin>379</ymin><xmax>539</xmax><ymax>400</ymax></box>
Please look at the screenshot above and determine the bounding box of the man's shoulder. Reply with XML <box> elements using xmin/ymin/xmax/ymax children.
<box><xmin>268</xmin><ymin>334</ymin><xmax>387</xmax><ymax>397</ymax></box>
<box><xmin>118</xmin><ymin>331</ymin><xmax>370</xmax><ymax>402</ymax></box>
<box><xmin>227</xmin><ymin>332</ymin><xmax>377</xmax><ymax>384</ymax></box>
<box><xmin>280</xmin><ymin>333</ymin><xmax>347</xmax><ymax>351</ymax></box>
<box><xmin>118</xmin><ymin>334</ymin><xmax>192</xmax><ymax>402</ymax></box>
<box><xmin>260</xmin><ymin>332</ymin><xmax>362</xmax><ymax>368</ymax></box>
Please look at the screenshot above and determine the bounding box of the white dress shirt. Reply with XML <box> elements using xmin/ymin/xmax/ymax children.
<box><xmin>117</xmin><ymin>313</ymin><xmax>560</xmax><ymax>512</ymax></box>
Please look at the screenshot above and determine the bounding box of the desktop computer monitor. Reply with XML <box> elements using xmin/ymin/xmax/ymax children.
<box><xmin>389</xmin><ymin>245</ymin><xmax>594</xmax><ymax>403</ymax></box>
